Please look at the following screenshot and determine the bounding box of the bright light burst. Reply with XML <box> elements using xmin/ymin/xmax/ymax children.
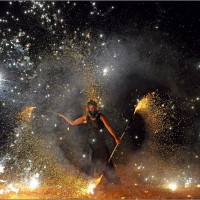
<box><xmin>26</xmin><ymin>173</ymin><xmax>40</xmax><ymax>190</ymax></box>
<box><xmin>87</xmin><ymin>175</ymin><xmax>102</xmax><ymax>195</ymax></box>
<box><xmin>17</xmin><ymin>106</ymin><xmax>36</xmax><ymax>122</ymax></box>
<box><xmin>87</xmin><ymin>182</ymin><xmax>96</xmax><ymax>195</ymax></box>
<box><xmin>167</xmin><ymin>182</ymin><xmax>178</xmax><ymax>191</ymax></box>
<box><xmin>0</xmin><ymin>73</ymin><xmax>8</xmax><ymax>86</ymax></box>
<box><xmin>103</xmin><ymin>67</ymin><xmax>109</xmax><ymax>76</ymax></box>
<box><xmin>0</xmin><ymin>183</ymin><xmax>19</xmax><ymax>195</ymax></box>
<box><xmin>0</xmin><ymin>73</ymin><xmax>3</xmax><ymax>82</ymax></box>
<box><xmin>0</xmin><ymin>163</ymin><xmax>5</xmax><ymax>173</ymax></box>
<box><xmin>134</xmin><ymin>94</ymin><xmax>151</xmax><ymax>114</ymax></box>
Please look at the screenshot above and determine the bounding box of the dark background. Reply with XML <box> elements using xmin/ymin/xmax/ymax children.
<box><xmin>0</xmin><ymin>1</ymin><xmax>200</xmax><ymax>171</ymax></box>
<box><xmin>0</xmin><ymin>2</ymin><xmax>200</xmax><ymax>58</ymax></box>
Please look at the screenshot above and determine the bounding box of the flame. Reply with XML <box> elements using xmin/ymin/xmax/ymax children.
<box><xmin>167</xmin><ymin>182</ymin><xmax>178</xmax><ymax>191</ymax></box>
<box><xmin>26</xmin><ymin>174</ymin><xmax>40</xmax><ymax>190</ymax></box>
<box><xmin>87</xmin><ymin>182</ymin><xmax>96</xmax><ymax>195</ymax></box>
<box><xmin>87</xmin><ymin>175</ymin><xmax>103</xmax><ymax>195</ymax></box>
<box><xmin>134</xmin><ymin>92</ymin><xmax>155</xmax><ymax>114</ymax></box>
<box><xmin>163</xmin><ymin>182</ymin><xmax>178</xmax><ymax>192</ymax></box>
<box><xmin>18</xmin><ymin>106</ymin><xmax>36</xmax><ymax>122</ymax></box>
<box><xmin>0</xmin><ymin>183</ymin><xmax>20</xmax><ymax>195</ymax></box>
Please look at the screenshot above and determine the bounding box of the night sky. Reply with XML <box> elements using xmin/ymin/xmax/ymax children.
<box><xmin>0</xmin><ymin>1</ymin><xmax>200</xmax><ymax>198</ymax></box>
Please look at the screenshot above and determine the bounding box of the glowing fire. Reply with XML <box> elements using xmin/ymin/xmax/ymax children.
<box><xmin>87</xmin><ymin>182</ymin><xmax>96</xmax><ymax>195</ymax></box>
<box><xmin>167</xmin><ymin>182</ymin><xmax>178</xmax><ymax>191</ymax></box>
<box><xmin>134</xmin><ymin>93</ymin><xmax>154</xmax><ymax>114</ymax></box>
<box><xmin>0</xmin><ymin>174</ymin><xmax>40</xmax><ymax>196</ymax></box>
<box><xmin>0</xmin><ymin>183</ymin><xmax>19</xmax><ymax>195</ymax></box>
<box><xmin>87</xmin><ymin>175</ymin><xmax>103</xmax><ymax>195</ymax></box>
<box><xmin>26</xmin><ymin>174</ymin><xmax>40</xmax><ymax>190</ymax></box>
<box><xmin>18</xmin><ymin>106</ymin><xmax>36</xmax><ymax>122</ymax></box>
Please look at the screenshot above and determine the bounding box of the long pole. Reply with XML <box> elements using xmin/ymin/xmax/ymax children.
<box><xmin>108</xmin><ymin>109</ymin><xmax>137</xmax><ymax>162</ymax></box>
<box><xmin>108</xmin><ymin>120</ymin><xmax>131</xmax><ymax>163</ymax></box>
<box><xmin>95</xmin><ymin>115</ymin><xmax>134</xmax><ymax>185</ymax></box>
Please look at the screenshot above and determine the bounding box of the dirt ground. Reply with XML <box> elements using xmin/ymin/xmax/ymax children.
<box><xmin>0</xmin><ymin>165</ymin><xmax>199</xmax><ymax>199</ymax></box>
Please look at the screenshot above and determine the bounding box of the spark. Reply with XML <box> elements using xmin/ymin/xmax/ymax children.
<box><xmin>82</xmin><ymin>154</ymin><xmax>86</xmax><ymax>158</ymax></box>
<box><xmin>134</xmin><ymin>93</ymin><xmax>151</xmax><ymax>114</ymax></box>
<box><xmin>0</xmin><ymin>183</ymin><xmax>19</xmax><ymax>195</ymax></box>
<box><xmin>0</xmin><ymin>163</ymin><xmax>5</xmax><ymax>173</ymax></box>
<box><xmin>103</xmin><ymin>67</ymin><xmax>109</xmax><ymax>76</ymax></box>
<box><xmin>87</xmin><ymin>182</ymin><xmax>96</xmax><ymax>195</ymax></box>
<box><xmin>0</xmin><ymin>73</ymin><xmax>8</xmax><ymax>84</ymax></box>
<box><xmin>26</xmin><ymin>173</ymin><xmax>40</xmax><ymax>190</ymax></box>
<box><xmin>99</xmin><ymin>34</ymin><xmax>103</xmax><ymax>38</ymax></box>
<box><xmin>18</xmin><ymin>106</ymin><xmax>36</xmax><ymax>122</ymax></box>
<box><xmin>87</xmin><ymin>175</ymin><xmax>102</xmax><ymax>195</ymax></box>
<box><xmin>167</xmin><ymin>182</ymin><xmax>178</xmax><ymax>191</ymax></box>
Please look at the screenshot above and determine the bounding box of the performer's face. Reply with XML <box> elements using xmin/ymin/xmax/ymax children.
<box><xmin>88</xmin><ymin>105</ymin><xmax>97</xmax><ymax>112</ymax></box>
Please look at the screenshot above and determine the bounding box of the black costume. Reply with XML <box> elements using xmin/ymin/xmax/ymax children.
<box><xmin>84</xmin><ymin>112</ymin><xmax>120</xmax><ymax>184</ymax></box>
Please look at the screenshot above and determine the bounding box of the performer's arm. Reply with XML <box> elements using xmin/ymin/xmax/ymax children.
<box><xmin>58</xmin><ymin>113</ymin><xmax>86</xmax><ymax>126</ymax></box>
<box><xmin>100</xmin><ymin>115</ymin><xmax>121</xmax><ymax>144</ymax></box>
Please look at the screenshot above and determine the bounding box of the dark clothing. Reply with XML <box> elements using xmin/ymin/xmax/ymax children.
<box><xmin>84</xmin><ymin>112</ymin><xmax>120</xmax><ymax>184</ymax></box>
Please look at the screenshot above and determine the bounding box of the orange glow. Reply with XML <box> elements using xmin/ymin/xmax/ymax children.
<box><xmin>18</xmin><ymin>106</ymin><xmax>36</xmax><ymax>122</ymax></box>
<box><xmin>87</xmin><ymin>175</ymin><xmax>103</xmax><ymax>195</ymax></box>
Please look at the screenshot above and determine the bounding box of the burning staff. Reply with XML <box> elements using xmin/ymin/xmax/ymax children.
<box><xmin>57</xmin><ymin>100</ymin><xmax>121</xmax><ymax>185</ymax></box>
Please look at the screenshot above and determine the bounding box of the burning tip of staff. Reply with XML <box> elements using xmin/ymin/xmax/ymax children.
<box><xmin>17</xmin><ymin>106</ymin><xmax>37</xmax><ymax>122</ymax></box>
<box><xmin>134</xmin><ymin>92</ymin><xmax>156</xmax><ymax>114</ymax></box>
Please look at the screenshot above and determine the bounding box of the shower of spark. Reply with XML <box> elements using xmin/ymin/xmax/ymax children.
<box><xmin>0</xmin><ymin>1</ymin><xmax>199</xmax><ymax>199</ymax></box>
<box><xmin>133</xmin><ymin>91</ymin><xmax>172</xmax><ymax>137</ymax></box>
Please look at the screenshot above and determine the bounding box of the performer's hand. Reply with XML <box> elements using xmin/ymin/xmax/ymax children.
<box><xmin>115</xmin><ymin>137</ymin><xmax>121</xmax><ymax>145</ymax></box>
<box><xmin>57</xmin><ymin>113</ymin><xmax>64</xmax><ymax>118</ymax></box>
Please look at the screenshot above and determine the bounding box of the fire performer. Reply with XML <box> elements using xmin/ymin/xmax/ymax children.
<box><xmin>58</xmin><ymin>100</ymin><xmax>121</xmax><ymax>184</ymax></box>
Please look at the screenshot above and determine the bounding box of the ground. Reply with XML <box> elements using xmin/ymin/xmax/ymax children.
<box><xmin>0</xmin><ymin>165</ymin><xmax>199</xmax><ymax>199</ymax></box>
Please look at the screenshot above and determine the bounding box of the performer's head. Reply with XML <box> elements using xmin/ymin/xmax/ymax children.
<box><xmin>87</xmin><ymin>100</ymin><xmax>98</xmax><ymax>118</ymax></box>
